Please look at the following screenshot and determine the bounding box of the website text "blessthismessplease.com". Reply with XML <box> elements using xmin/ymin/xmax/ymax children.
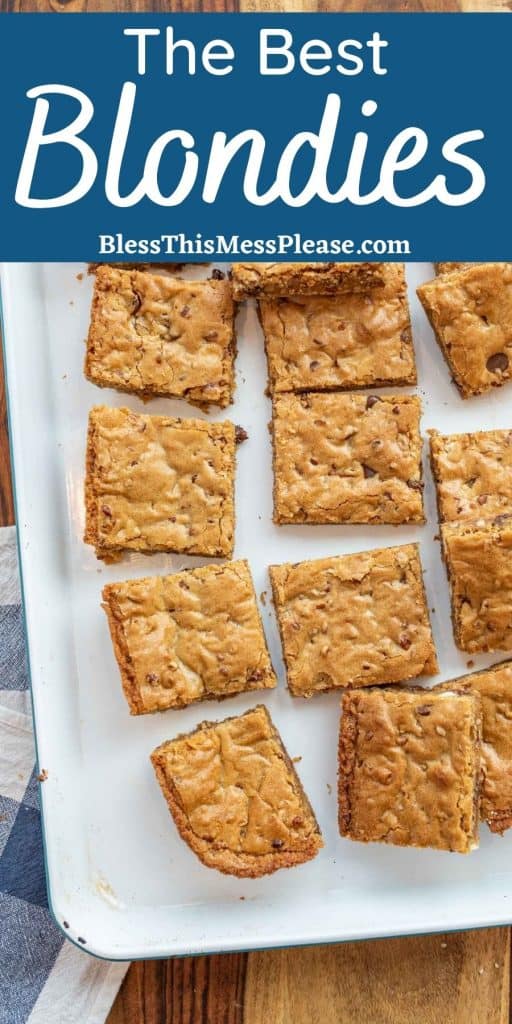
<box><xmin>97</xmin><ymin>232</ymin><xmax>412</xmax><ymax>258</ymax></box>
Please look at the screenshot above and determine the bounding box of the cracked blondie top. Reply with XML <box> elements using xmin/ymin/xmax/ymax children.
<box><xmin>417</xmin><ymin>263</ymin><xmax>512</xmax><ymax>398</ymax></box>
<box><xmin>269</xmin><ymin>545</ymin><xmax>438</xmax><ymax>697</ymax></box>
<box><xmin>102</xmin><ymin>560</ymin><xmax>276</xmax><ymax>714</ymax></box>
<box><xmin>231</xmin><ymin>262</ymin><xmax>384</xmax><ymax>300</ymax></box>
<box><xmin>442</xmin><ymin>661</ymin><xmax>512</xmax><ymax>835</ymax></box>
<box><xmin>85</xmin><ymin>266</ymin><xmax>236</xmax><ymax>408</ymax></box>
<box><xmin>441</xmin><ymin>515</ymin><xmax>512</xmax><ymax>653</ymax></box>
<box><xmin>338</xmin><ymin>687</ymin><xmax>481</xmax><ymax>853</ymax></box>
<box><xmin>151</xmin><ymin>705</ymin><xmax>323</xmax><ymax>877</ymax></box>
<box><xmin>430</xmin><ymin>428</ymin><xmax>512</xmax><ymax>522</ymax></box>
<box><xmin>259</xmin><ymin>264</ymin><xmax>416</xmax><ymax>394</ymax></box>
<box><xmin>84</xmin><ymin>405</ymin><xmax>236</xmax><ymax>561</ymax></box>
<box><xmin>272</xmin><ymin>392</ymin><xmax>424</xmax><ymax>525</ymax></box>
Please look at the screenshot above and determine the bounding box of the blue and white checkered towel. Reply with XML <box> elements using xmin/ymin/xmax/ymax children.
<box><xmin>0</xmin><ymin>527</ymin><xmax>128</xmax><ymax>1024</ymax></box>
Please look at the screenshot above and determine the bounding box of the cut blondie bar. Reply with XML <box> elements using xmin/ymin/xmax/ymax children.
<box><xmin>269</xmin><ymin>545</ymin><xmax>438</xmax><ymax>697</ymax></box>
<box><xmin>85</xmin><ymin>266</ymin><xmax>236</xmax><ymax>408</ymax></box>
<box><xmin>417</xmin><ymin>263</ymin><xmax>512</xmax><ymax>398</ymax></box>
<box><xmin>259</xmin><ymin>264</ymin><xmax>416</xmax><ymax>394</ymax></box>
<box><xmin>338</xmin><ymin>686</ymin><xmax>481</xmax><ymax>853</ymax></box>
<box><xmin>84</xmin><ymin>406</ymin><xmax>237</xmax><ymax>561</ymax></box>
<box><xmin>441</xmin><ymin>515</ymin><xmax>512</xmax><ymax>653</ymax></box>
<box><xmin>272</xmin><ymin>392</ymin><xmax>424</xmax><ymax>525</ymax></box>
<box><xmin>151</xmin><ymin>705</ymin><xmax>323</xmax><ymax>877</ymax></box>
<box><xmin>102</xmin><ymin>560</ymin><xmax>276</xmax><ymax>714</ymax></box>
<box><xmin>430</xmin><ymin>428</ymin><xmax>512</xmax><ymax>522</ymax></box>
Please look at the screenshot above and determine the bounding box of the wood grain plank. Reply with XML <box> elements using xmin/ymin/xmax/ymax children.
<box><xmin>243</xmin><ymin>929</ymin><xmax>510</xmax><ymax>1024</ymax></box>
<box><xmin>242</xmin><ymin>0</ymin><xmax>508</xmax><ymax>8</ymax></box>
<box><xmin>2</xmin><ymin>0</ymin><xmax>511</xmax><ymax>9</ymax></box>
<box><xmin>1</xmin><ymin>0</ymin><xmax>239</xmax><ymax>11</ymax></box>
<box><xmin>108</xmin><ymin>954</ymin><xmax>248</xmax><ymax>1024</ymax></box>
<box><xmin>106</xmin><ymin>929</ymin><xmax>510</xmax><ymax>1024</ymax></box>
<box><xmin>242</xmin><ymin>0</ymin><xmax>509</xmax><ymax>8</ymax></box>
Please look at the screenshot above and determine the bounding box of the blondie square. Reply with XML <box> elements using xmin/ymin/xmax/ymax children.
<box><xmin>441</xmin><ymin>515</ymin><xmax>512</xmax><ymax>653</ymax></box>
<box><xmin>338</xmin><ymin>686</ymin><xmax>481</xmax><ymax>853</ymax></box>
<box><xmin>269</xmin><ymin>545</ymin><xmax>438</xmax><ymax>698</ymax></box>
<box><xmin>417</xmin><ymin>263</ymin><xmax>512</xmax><ymax>398</ymax></box>
<box><xmin>84</xmin><ymin>405</ymin><xmax>237</xmax><ymax>561</ymax></box>
<box><xmin>151</xmin><ymin>705</ymin><xmax>323</xmax><ymax>877</ymax></box>
<box><xmin>231</xmin><ymin>262</ymin><xmax>384</xmax><ymax>300</ymax></box>
<box><xmin>85</xmin><ymin>266</ymin><xmax>236</xmax><ymax>408</ymax></box>
<box><xmin>272</xmin><ymin>392</ymin><xmax>424</xmax><ymax>526</ymax></box>
<box><xmin>440</xmin><ymin>662</ymin><xmax>512</xmax><ymax>834</ymax></box>
<box><xmin>102</xmin><ymin>560</ymin><xmax>276</xmax><ymax>714</ymax></box>
<box><xmin>430</xmin><ymin>428</ymin><xmax>512</xmax><ymax>522</ymax></box>
<box><xmin>259</xmin><ymin>264</ymin><xmax>416</xmax><ymax>394</ymax></box>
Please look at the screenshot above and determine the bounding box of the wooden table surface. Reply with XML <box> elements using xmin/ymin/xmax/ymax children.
<box><xmin>1</xmin><ymin>0</ymin><xmax>511</xmax><ymax>1021</ymax></box>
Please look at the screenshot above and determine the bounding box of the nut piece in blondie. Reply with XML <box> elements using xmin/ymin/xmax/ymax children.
<box><xmin>231</xmin><ymin>262</ymin><xmax>384</xmax><ymax>300</ymax></box>
<box><xmin>84</xmin><ymin>405</ymin><xmax>236</xmax><ymax>561</ymax></box>
<box><xmin>338</xmin><ymin>686</ymin><xmax>481</xmax><ymax>853</ymax></box>
<box><xmin>430</xmin><ymin>428</ymin><xmax>512</xmax><ymax>522</ymax></box>
<box><xmin>440</xmin><ymin>661</ymin><xmax>512</xmax><ymax>835</ymax></box>
<box><xmin>102</xmin><ymin>560</ymin><xmax>276</xmax><ymax>714</ymax></box>
<box><xmin>151</xmin><ymin>705</ymin><xmax>323</xmax><ymax>877</ymax></box>
<box><xmin>259</xmin><ymin>264</ymin><xmax>416</xmax><ymax>394</ymax></box>
<box><xmin>417</xmin><ymin>263</ymin><xmax>512</xmax><ymax>398</ymax></box>
<box><xmin>85</xmin><ymin>266</ymin><xmax>236</xmax><ymax>408</ymax></box>
<box><xmin>441</xmin><ymin>515</ymin><xmax>512</xmax><ymax>653</ymax></box>
<box><xmin>269</xmin><ymin>544</ymin><xmax>438</xmax><ymax>698</ymax></box>
<box><xmin>272</xmin><ymin>392</ymin><xmax>424</xmax><ymax>525</ymax></box>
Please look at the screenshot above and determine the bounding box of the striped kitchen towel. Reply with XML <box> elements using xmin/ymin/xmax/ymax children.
<box><xmin>0</xmin><ymin>527</ymin><xmax>128</xmax><ymax>1024</ymax></box>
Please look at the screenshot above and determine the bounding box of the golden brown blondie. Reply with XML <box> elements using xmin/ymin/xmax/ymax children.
<box><xmin>231</xmin><ymin>262</ymin><xmax>384</xmax><ymax>300</ymax></box>
<box><xmin>338</xmin><ymin>686</ymin><xmax>481</xmax><ymax>853</ymax></box>
<box><xmin>430</xmin><ymin>428</ymin><xmax>512</xmax><ymax>522</ymax></box>
<box><xmin>151</xmin><ymin>705</ymin><xmax>323</xmax><ymax>877</ymax></box>
<box><xmin>84</xmin><ymin>405</ymin><xmax>237</xmax><ymax>561</ymax></box>
<box><xmin>272</xmin><ymin>392</ymin><xmax>424</xmax><ymax>525</ymax></box>
<box><xmin>441</xmin><ymin>515</ymin><xmax>512</xmax><ymax>653</ymax></box>
<box><xmin>269</xmin><ymin>545</ymin><xmax>438</xmax><ymax>698</ymax></box>
<box><xmin>417</xmin><ymin>263</ymin><xmax>512</xmax><ymax>398</ymax></box>
<box><xmin>85</xmin><ymin>266</ymin><xmax>236</xmax><ymax>408</ymax></box>
<box><xmin>259</xmin><ymin>264</ymin><xmax>416</xmax><ymax>394</ymax></box>
<box><xmin>102</xmin><ymin>560</ymin><xmax>276</xmax><ymax>714</ymax></box>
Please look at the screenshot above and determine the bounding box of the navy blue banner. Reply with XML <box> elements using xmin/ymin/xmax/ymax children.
<box><xmin>0</xmin><ymin>13</ymin><xmax>509</xmax><ymax>261</ymax></box>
